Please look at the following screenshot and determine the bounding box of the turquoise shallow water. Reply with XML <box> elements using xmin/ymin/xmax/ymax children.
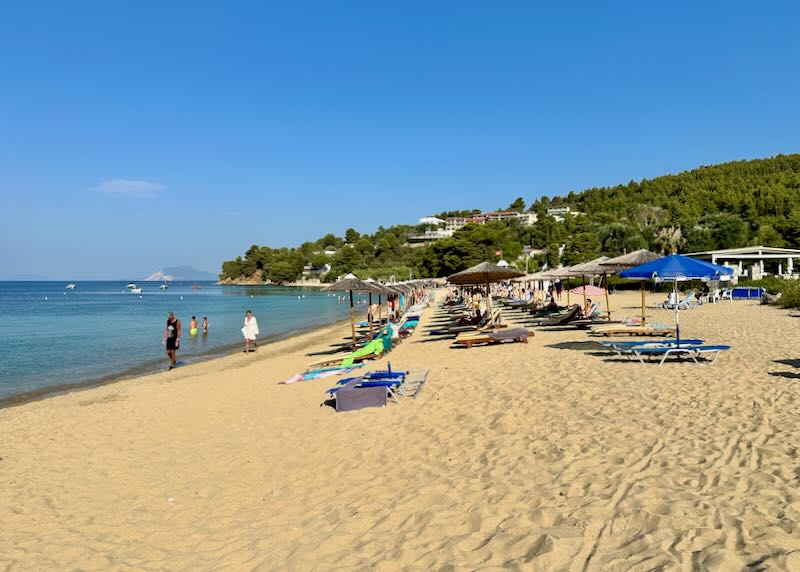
<box><xmin>0</xmin><ymin>281</ymin><xmax>360</xmax><ymax>402</ymax></box>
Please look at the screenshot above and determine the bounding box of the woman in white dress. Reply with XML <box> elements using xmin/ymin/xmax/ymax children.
<box><xmin>242</xmin><ymin>310</ymin><xmax>260</xmax><ymax>352</ymax></box>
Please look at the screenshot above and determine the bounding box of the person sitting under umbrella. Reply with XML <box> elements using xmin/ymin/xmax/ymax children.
<box><xmin>583</xmin><ymin>298</ymin><xmax>600</xmax><ymax>319</ymax></box>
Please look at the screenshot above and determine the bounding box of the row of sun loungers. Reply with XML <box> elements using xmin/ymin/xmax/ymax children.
<box><xmin>495</xmin><ymin>297</ymin><xmax>731</xmax><ymax>366</ymax></box>
<box><xmin>308</xmin><ymin>306</ymin><xmax>425</xmax><ymax>369</ymax></box>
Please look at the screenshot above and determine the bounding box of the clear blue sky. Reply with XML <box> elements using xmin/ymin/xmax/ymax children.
<box><xmin>2</xmin><ymin>1</ymin><xmax>799</xmax><ymax>279</ymax></box>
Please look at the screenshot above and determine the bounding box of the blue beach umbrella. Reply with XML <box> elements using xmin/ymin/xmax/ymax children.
<box><xmin>620</xmin><ymin>255</ymin><xmax>733</xmax><ymax>342</ymax></box>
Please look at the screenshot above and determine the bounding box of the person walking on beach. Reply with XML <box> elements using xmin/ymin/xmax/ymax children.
<box><xmin>555</xmin><ymin>280</ymin><xmax>563</xmax><ymax>301</ymax></box>
<box><xmin>163</xmin><ymin>312</ymin><xmax>181</xmax><ymax>370</ymax></box>
<box><xmin>202</xmin><ymin>316</ymin><xmax>209</xmax><ymax>334</ymax></box>
<box><xmin>242</xmin><ymin>309</ymin><xmax>259</xmax><ymax>352</ymax></box>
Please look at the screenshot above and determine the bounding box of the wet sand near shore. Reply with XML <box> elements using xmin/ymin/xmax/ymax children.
<box><xmin>2</xmin><ymin>291</ymin><xmax>800</xmax><ymax>570</ymax></box>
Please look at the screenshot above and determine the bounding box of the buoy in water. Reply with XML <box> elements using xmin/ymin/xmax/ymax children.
<box><xmin>180</xmin><ymin>295</ymin><xmax>183</xmax><ymax>300</ymax></box>
<box><xmin>44</xmin><ymin>296</ymin><xmax>48</xmax><ymax>300</ymax></box>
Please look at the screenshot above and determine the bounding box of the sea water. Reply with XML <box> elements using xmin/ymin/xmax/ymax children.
<box><xmin>0</xmin><ymin>281</ymin><xmax>361</xmax><ymax>402</ymax></box>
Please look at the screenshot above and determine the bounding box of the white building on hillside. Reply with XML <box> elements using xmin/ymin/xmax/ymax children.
<box><xmin>418</xmin><ymin>216</ymin><xmax>445</xmax><ymax>226</ymax></box>
<box><xmin>443</xmin><ymin>210</ymin><xmax>537</xmax><ymax>232</ymax></box>
<box><xmin>545</xmin><ymin>206</ymin><xmax>583</xmax><ymax>222</ymax></box>
<box><xmin>409</xmin><ymin>211</ymin><xmax>536</xmax><ymax>242</ymax></box>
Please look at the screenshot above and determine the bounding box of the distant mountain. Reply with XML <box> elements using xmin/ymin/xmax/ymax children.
<box><xmin>144</xmin><ymin>266</ymin><xmax>217</xmax><ymax>281</ymax></box>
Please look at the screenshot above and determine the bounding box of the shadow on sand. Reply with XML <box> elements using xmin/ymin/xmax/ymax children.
<box><xmin>545</xmin><ymin>341</ymin><xmax>604</xmax><ymax>352</ymax></box>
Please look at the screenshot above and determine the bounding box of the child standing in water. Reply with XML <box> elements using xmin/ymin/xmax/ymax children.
<box><xmin>202</xmin><ymin>316</ymin><xmax>209</xmax><ymax>334</ymax></box>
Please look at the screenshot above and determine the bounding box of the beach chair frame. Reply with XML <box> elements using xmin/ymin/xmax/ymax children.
<box><xmin>625</xmin><ymin>345</ymin><xmax>731</xmax><ymax>365</ymax></box>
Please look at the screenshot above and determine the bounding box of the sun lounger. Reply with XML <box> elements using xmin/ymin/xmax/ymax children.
<box><xmin>600</xmin><ymin>339</ymin><xmax>704</xmax><ymax>358</ymax></box>
<box><xmin>589</xmin><ymin>323</ymin><xmax>676</xmax><ymax>337</ymax></box>
<box><xmin>328</xmin><ymin>369</ymin><xmax>430</xmax><ymax>401</ymax></box>
<box><xmin>358</xmin><ymin>369</ymin><xmax>429</xmax><ymax>399</ymax></box>
<box><xmin>430</xmin><ymin>309</ymin><xmax>503</xmax><ymax>335</ymax></box>
<box><xmin>600</xmin><ymin>338</ymin><xmax>703</xmax><ymax>349</ymax></box>
<box><xmin>528</xmin><ymin>304</ymin><xmax>562</xmax><ymax>317</ymax></box>
<box><xmin>534</xmin><ymin>305</ymin><xmax>582</xmax><ymax>327</ymax></box>
<box><xmin>661</xmin><ymin>291</ymin><xmax>701</xmax><ymax>310</ymax></box>
<box><xmin>622</xmin><ymin>344</ymin><xmax>731</xmax><ymax>365</ymax></box>
<box><xmin>308</xmin><ymin>336</ymin><xmax>386</xmax><ymax>369</ymax></box>
<box><xmin>454</xmin><ymin>327</ymin><xmax>531</xmax><ymax>348</ymax></box>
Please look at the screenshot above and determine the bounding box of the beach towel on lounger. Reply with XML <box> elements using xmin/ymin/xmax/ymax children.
<box><xmin>488</xmin><ymin>328</ymin><xmax>530</xmax><ymax>342</ymax></box>
<box><xmin>341</xmin><ymin>337</ymin><xmax>384</xmax><ymax>367</ymax></box>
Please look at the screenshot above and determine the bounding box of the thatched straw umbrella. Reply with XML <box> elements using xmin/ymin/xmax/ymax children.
<box><xmin>568</xmin><ymin>256</ymin><xmax>611</xmax><ymax>318</ymax></box>
<box><xmin>447</xmin><ymin>261</ymin><xmax>525</xmax><ymax>326</ymax></box>
<box><xmin>539</xmin><ymin>265</ymin><xmax>580</xmax><ymax>305</ymax></box>
<box><xmin>363</xmin><ymin>278</ymin><xmax>394</xmax><ymax>337</ymax></box>
<box><xmin>600</xmin><ymin>250</ymin><xmax>662</xmax><ymax>323</ymax></box>
<box><xmin>324</xmin><ymin>274</ymin><xmax>385</xmax><ymax>349</ymax></box>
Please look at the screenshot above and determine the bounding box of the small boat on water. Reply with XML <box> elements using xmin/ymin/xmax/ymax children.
<box><xmin>191</xmin><ymin>283</ymin><xmax>202</xmax><ymax>289</ymax></box>
<box><xmin>159</xmin><ymin>283</ymin><xmax>169</xmax><ymax>290</ymax></box>
<box><xmin>130</xmin><ymin>287</ymin><xmax>142</xmax><ymax>294</ymax></box>
<box><xmin>66</xmin><ymin>283</ymin><xmax>76</xmax><ymax>290</ymax></box>
<box><xmin>126</xmin><ymin>283</ymin><xmax>138</xmax><ymax>289</ymax></box>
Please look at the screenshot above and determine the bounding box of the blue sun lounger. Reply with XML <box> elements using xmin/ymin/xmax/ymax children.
<box><xmin>334</xmin><ymin>364</ymin><xmax>407</xmax><ymax>385</ymax></box>
<box><xmin>599</xmin><ymin>339</ymin><xmax>704</xmax><ymax>349</ymax></box>
<box><xmin>600</xmin><ymin>339</ymin><xmax>704</xmax><ymax>358</ymax></box>
<box><xmin>623</xmin><ymin>344</ymin><xmax>731</xmax><ymax>365</ymax></box>
<box><xmin>328</xmin><ymin>369</ymin><xmax>429</xmax><ymax>401</ymax></box>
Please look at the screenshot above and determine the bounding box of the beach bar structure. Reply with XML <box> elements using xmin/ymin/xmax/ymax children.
<box><xmin>686</xmin><ymin>246</ymin><xmax>800</xmax><ymax>278</ymax></box>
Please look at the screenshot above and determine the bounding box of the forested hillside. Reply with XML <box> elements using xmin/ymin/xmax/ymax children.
<box><xmin>220</xmin><ymin>154</ymin><xmax>800</xmax><ymax>282</ymax></box>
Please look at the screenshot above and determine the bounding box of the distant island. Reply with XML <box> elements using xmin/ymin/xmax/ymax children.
<box><xmin>144</xmin><ymin>266</ymin><xmax>217</xmax><ymax>282</ymax></box>
<box><xmin>220</xmin><ymin>154</ymin><xmax>800</xmax><ymax>283</ymax></box>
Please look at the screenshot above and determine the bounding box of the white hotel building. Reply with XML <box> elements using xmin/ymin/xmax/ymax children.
<box><xmin>409</xmin><ymin>211</ymin><xmax>537</xmax><ymax>243</ymax></box>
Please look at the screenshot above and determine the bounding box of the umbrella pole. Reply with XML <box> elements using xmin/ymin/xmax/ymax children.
<box><xmin>368</xmin><ymin>292</ymin><xmax>373</xmax><ymax>339</ymax></box>
<box><xmin>674</xmin><ymin>281</ymin><xmax>680</xmax><ymax>343</ymax></box>
<box><xmin>641</xmin><ymin>282</ymin><xmax>646</xmax><ymax>323</ymax></box>
<box><xmin>603</xmin><ymin>273</ymin><xmax>611</xmax><ymax>321</ymax></box>
<box><xmin>566</xmin><ymin>282</ymin><xmax>570</xmax><ymax>306</ymax></box>
<box><xmin>349</xmin><ymin>290</ymin><xmax>356</xmax><ymax>350</ymax></box>
<box><xmin>486</xmin><ymin>275</ymin><xmax>494</xmax><ymax>327</ymax></box>
<box><xmin>581</xmin><ymin>275</ymin><xmax>587</xmax><ymax>312</ymax></box>
<box><xmin>378</xmin><ymin>294</ymin><xmax>382</xmax><ymax>327</ymax></box>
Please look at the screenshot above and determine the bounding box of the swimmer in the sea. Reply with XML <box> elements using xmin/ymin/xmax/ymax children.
<box><xmin>189</xmin><ymin>315</ymin><xmax>198</xmax><ymax>336</ymax></box>
<box><xmin>202</xmin><ymin>316</ymin><xmax>208</xmax><ymax>334</ymax></box>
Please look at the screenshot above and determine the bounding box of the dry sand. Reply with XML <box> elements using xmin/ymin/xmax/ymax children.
<box><xmin>3</xmin><ymin>290</ymin><xmax>800</xmax><ymax>570</ymax></box>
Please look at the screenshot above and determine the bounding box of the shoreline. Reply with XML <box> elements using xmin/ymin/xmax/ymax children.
<box><xmin>0</xmin><ymin>316</ymin><xmax>353</xmax><ymax>411</ymax></box>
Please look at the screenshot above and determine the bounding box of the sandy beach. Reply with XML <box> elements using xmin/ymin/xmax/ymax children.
<box><xmin>3</xmin><ymin>290</ymin><xmax>800</xmax><ymax>570</ymax></box>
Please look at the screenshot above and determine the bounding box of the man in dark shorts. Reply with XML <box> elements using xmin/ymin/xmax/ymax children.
<box><xmin>164</xmin><ymin>311</ymin><xmax>181</xmax><ymax>370</ymax></box>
